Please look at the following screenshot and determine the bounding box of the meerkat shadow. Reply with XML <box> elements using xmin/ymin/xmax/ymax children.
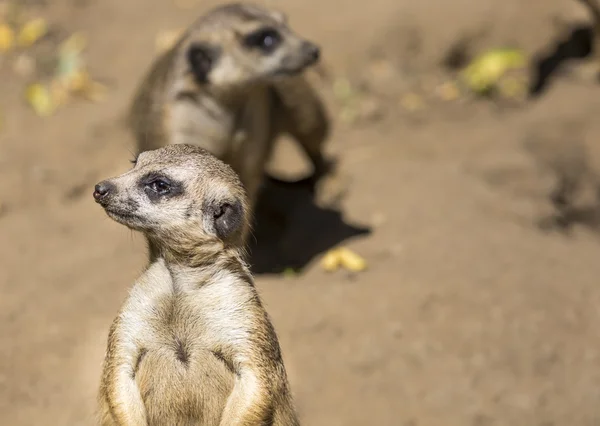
<box><xmin>247</xmin><ymin>177</ymin><xmax>372</xmax><ymax>275</ymax></box>
<box><xmin>529</xmin><ymin>25</ymin><xmax>594</xmax><ymax>97</ymax></box>
<box><xmin>537</xmin><ymin>204</ymin><xmax>600</xmax><ymax>235</ymax></box>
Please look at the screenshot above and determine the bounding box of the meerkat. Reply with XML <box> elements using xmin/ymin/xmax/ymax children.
<box><xmin>128</xmin><ymin>3</ymin><xmax>339</xmax><ymax>224</ymax></box>
<box><xmin>93</xmin><ymin>144</ymin><xmax>300</xmax><ymax>426</ymax></box>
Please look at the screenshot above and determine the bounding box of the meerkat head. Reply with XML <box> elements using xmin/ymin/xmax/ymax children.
<box><xmin>175</xmin><ymin>3</ymin><xmax>321</xmax><ymax>89</ymax></box>
<box><xmin>93</xmin><ymin>144</ymin><xmax>250</xmax><ymax>256</ymax></box>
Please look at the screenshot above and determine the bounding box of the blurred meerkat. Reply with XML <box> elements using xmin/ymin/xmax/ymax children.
<box><xmin>129</xmin><ymin>3</ymin><xmax>339</xmax><ymax>223</ymax></box>
<box><xmin>93</xmin><ymin>144</ymin><xmax>300</xmax><ymax>426</ymax></box>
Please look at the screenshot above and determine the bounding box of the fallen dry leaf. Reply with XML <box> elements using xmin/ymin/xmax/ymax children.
<box><xmin>49</xmin><ymin>79</ymin><xmax>69</xmax><ymax>107</ymax></box>
<box><xmin>337</xmin><ymin>247</ymin><xmax>368</xmax><ymax>272</ymax></box>
<box><xmin>51</xmin><ymin>69</ymin><xmax>108</xmax><ymax>106</ymax></box>
<box><xmin>59</xmin><ymin>32</ymin><xmax>87</xmax><ymax>55</ymax></box>
<box><xmin>0</xmin><ymin>23</ymin><xmax>14</xmax><ymax>52</ymax></box>
<box><xmin>17</xmin><ymin>17</ymin><xmax>47</xmax><ymax>47</ymax></box>
<box><xmin>321</xmin><ymin>249</ymin><xmax>342</xmax><ymax>272</ymax></box>
<box><xmin>70</xmin><ymin>70</ymin><xmax>108</xmax><ymax>102</ymax></box>
<box><xmin>25</xmin><ymin>83</ymin><xmax>55</xmax><ymax>116</ymax></box>
<box><xmin>460</xmin><ymin>47</ymin><xmax>527</xmax><ymax>95</ymax></box>
<box><xmin>51</xmin><ymin>32</ymin><xmax>108</xmax><ymax>105</ymax></box>
<box><xmin>320</xmin><ymin>247</ymin><xmax>368</xmax><ymax>273</ymax></box>
<box><xmin>496</xmin><ymin>72</ymin><xmax>528</xmax><ymax>102</ymax></box>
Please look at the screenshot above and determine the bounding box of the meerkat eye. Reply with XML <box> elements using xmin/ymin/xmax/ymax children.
<box><xmin>148</xmin><ymin>179</ymin><xmax>171</xmax><ymax>195</ymax></box>
<box><xmin>243</xmin><ymin>27</ymin><xmax>282</xmax><ymax>53</ymax></box>
<box><xmin>140</xmin><ymin>172</ymin><xmax>182</xmax><ymax>202</ymax></box>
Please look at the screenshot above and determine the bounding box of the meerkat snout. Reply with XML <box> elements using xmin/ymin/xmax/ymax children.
<box><xmin>301</xmin><ymin>41</ymin><xmax>320</xmax><ymax>64</ymax></box>
<box><xmin>93</xmin><ymin>144</ymin><xmax>250</xmax><ymax>252</ymax></box>
<box><xmin>92</xmin><ymin>181</ymin><xmax>115</xmax><ymax>204</ymax></box>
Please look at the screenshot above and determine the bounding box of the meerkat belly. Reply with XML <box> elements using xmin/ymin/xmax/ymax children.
<box><xmin>135</xmin><ymin>344</ymin><xmax>234</xmax><ymax>426</ymax></box>
<box><xmin>169</xmin><ymin>98</ymin><xmax>235</xmax><ymax>159</ymax></box>
<box><xmin>229</xmin><ymin>87</ymin><xmax>275</xmax><ymax>206</ymax></box>
<box><xmin>133</xmin><ymin>293</ymin><xmax>236</xmax><ymax>425</ymax></box>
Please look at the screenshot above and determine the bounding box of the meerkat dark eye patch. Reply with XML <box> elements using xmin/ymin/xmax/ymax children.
<box><xmin>187</xmin><ymin>43</ymin><xmax>220</xmax><ymax>84</ymax></box>
<box><xmin>139</xmin><ymin>172</ymin><xmax>184</xmax><ymax>202</ymax></box>
<box><xmin>242</xmin><ymin>27</ymin><xmax>282</xmax><ymax>54</ymax></box>
<box><xmin>205</xmin><ymin>200</ymin><xmax>244</xmax><ymax>240</ymax></box>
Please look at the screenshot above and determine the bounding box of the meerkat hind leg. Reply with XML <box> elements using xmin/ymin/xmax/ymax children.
<box><xmin>270</xmin><ymin>79</ymin><xmax>350</xmax><ymax>208</ymax></box>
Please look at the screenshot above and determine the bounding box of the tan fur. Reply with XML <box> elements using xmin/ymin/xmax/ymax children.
<box><xmin>94</xmin><ymin>144</ymin><xmax>300</xmax><ymax>426</ymax></box>
<box><xmin>129</xmin><ymin>2</ymin><xmax>334</xmax><ymax>219</ymax></box>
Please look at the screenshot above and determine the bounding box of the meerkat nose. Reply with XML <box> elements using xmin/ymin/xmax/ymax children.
<box><xmin>303</xmin><ymin>42</ymin><xmax>320</xmax><ymax>62</ymax></box>
<box><xmin>93</xmin><ymin>181</ymin><xmax>115</xmax><ymax>202</ymax></box>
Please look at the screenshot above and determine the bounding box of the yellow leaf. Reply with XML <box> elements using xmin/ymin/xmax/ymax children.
<box><xmin>80</xmin><ymin>80</ymin><xmax>108</xmax><ymax>102</ymax></box>
<box><xmin>65</xmin><ymin>70</ymin><xmax>107</xmax><ymax>102</ymax></box>
<box><xmin>0</xmin><ymin>24</ymin><xmax>15</xmax><ymax>52</ymax></box>
<box><xmin>60</xmin><ymin>32</ymin><xmax>87</xmax><ymax>55</ymax></box>
<box><xmin>460</xmin><ymin>48</ymin><xmax>527</xmax><ymax>95</ymax></box>
<box><xmin>25</xmin><ymin>83</ymin><xmax>55</xmax><ymax>116</ymax></box>
<box><xmin>17</xmin><ymin>17</ymin><xmax>47</xmax><ymax>47</ymax></box>
<box><xmin>67</xmin><ymin>69</ymin><xmax>89</xmax><ymax>91</ymax></box>
<box><xmin>337</xmin><ymin>247</ymin><xmax>368</xmax><ymax>272</ymax></box>
<box><xmin>320</xmin><ymin>248</ymin><xmax>342</xmax><ymax>272</ymax></box>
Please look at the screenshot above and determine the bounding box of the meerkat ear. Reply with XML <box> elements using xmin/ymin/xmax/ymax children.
<box><xmin>187</xmin><ymin>43</ymin><xmax>220</xmax><ymax>84</ymax></box>
<box><xmin>270</xmin><ymin>10</ymin><xmax>288</xmax><ymax>24</ymax></box>
<box><xmin>209</xmin><ymin>200</ymin><xmax>244</xmax><ymax>241</ymax></box>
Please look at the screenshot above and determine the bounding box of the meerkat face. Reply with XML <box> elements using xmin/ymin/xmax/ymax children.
<box><xmin>177</xmin><ymin>3</ymin><xmax>321</xmax><ymax>88</ymax></box>
<box><xmin>93</xmin><ymin>144</ymin><xmax>249</xmax><ymax>246</ymax></box>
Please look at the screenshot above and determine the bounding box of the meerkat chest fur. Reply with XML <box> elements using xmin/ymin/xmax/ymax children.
<box><xmin>109</xmin><ymin>258</ymin><xmax>267</xmax><ymax>425</ymax></box>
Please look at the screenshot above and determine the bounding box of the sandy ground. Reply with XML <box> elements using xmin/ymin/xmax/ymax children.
<box><xmin>3</xmin><ymin>0</ymin><xmax>600</xmax><ymax>425</ymax></box>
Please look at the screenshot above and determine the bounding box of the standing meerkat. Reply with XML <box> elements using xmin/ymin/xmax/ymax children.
<box><xmin>93</xmin><ymin>144</ymin><xmax>300</xmax><ymax>426</ymax></box>
<box><xmin>129</xmin><ymin>3</ymin><xmax>339</xmax><ymax>224</ymax></box>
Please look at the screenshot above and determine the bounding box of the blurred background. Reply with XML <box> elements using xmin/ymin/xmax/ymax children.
<box><xmin>2</xmin><ymin>0</ymin><xmax>600</xmax><ymax>424</ymax></box>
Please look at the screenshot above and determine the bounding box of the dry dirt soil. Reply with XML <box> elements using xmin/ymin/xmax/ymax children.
<box><xmin>4</xmin><ymin>0</ymin><xmax>600</xmax><ymax>425</ymax></box>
